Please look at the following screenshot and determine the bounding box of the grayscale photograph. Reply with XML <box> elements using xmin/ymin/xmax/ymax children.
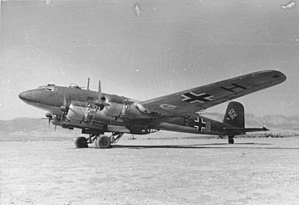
<box><xmin>1</xmin><ymin>0</ymin><xmax>299</xmax><ymax>204</ymax></box>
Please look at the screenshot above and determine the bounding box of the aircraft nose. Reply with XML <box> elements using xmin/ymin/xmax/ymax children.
<box><xmin>19</xmin><ymin>90</ymin><xmax>39</xmax><ymax>103</ymax></box>
<box><xmin>19</xmin><ymin>90</ymin><xmax>31</xmax><ymax>102</ymax></box>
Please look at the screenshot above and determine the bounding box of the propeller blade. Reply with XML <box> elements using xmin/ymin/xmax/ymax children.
<box><xmin>44</xmin><ymin>113</ymin><xmax>52</xmax><ymax>128</ymax></box>
<box><xmin>91</xmin><ymin>80</ymin><xmax>109</xmax><ymax>111</ymax></box>
<box><xmin>89</xmin><ymin>107</ymin><xmax>99</xmax><ymax>125</ymax></box>
<box><xmin>97</xmin><ymin>80</ymin><xmax>103</xmax><ymax>106</ymax></box>
<box><xmin>63</xmin><ymin>94</ymin><xmax>67</xmax><ymax>106</ymax></box>
<box><xmin>59</xmin><ymin>95</ymin><xmax>69</xmax><ymax>123</ymax></box>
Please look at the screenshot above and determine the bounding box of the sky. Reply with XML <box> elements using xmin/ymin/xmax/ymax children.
<box><xmin>1</xmin><ymin>0</ymin><xmax>299</xmax><ymax>120</ymax></box>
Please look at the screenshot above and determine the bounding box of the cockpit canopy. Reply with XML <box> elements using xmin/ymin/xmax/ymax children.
<box><xmin>38</xmin><ymin>84</ymin><xmax>56</xmax><ymax>91</ymax></box>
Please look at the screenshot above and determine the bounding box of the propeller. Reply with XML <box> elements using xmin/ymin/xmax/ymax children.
<box><xmin>88</xmin><ymin>80</ymin><xmax>109</xmax><ymax>125</ymax></box>
<box><xmin>43</xmin><ymin>113</ymin><xmax>57</xmax><ymax>132</ymax></box>
<box><xmin>60</xmin><ymin>95</ymin><xmax>68</xmax><ymax>113</ymax></box>
<box><xmin>45</xmin><ymin>113</ymin><xmax>52</xmax><ymax>126</ymax></box>
<box><xmin>59</xmin><ymin>95</ymin><xmax>69</xmax><ymax>123</ymax></box>
<box><xmin>94</xmin><ymin>80</ymin><xmax>103</xmax><ymax>109</ymax></box>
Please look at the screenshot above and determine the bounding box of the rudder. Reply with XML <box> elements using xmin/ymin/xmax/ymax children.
<box><xmin>223</xmin><ymin>101</ymin><xmax>245</xmax><ymax>128</ymax></box>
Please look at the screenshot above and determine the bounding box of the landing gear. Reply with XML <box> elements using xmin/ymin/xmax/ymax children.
<box><xmin>95</xmin><ymin>136</ymin><xmax>111</xmax><ymax>149</ymax></box>
<box><xmin>75</xmin><ymin>132</ymin><xmax>124</xmax><ymax>149</ymax></box>
<box><xmin>228</xmin><ymin>135</ymin><xmax>234</xmax><ymax>144</ymax></box>
<box><xmin>94</xmin><ymin>132</ymin><xmax>124</xmax><ymax>149</ymax></box>
<box><xmin>75</xmin><ymin>137</ymin><xmax>88</xmax><ymax>148</ymax></box>
<box><xmin>109</xmin><ymin>132</ymin><xmax>124</xmax><ymax>144</ymax></box>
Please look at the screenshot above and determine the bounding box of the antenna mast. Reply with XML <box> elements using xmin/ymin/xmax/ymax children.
<box><xmin>87</xmin><ymin>78</ymin><xmax>90</xmax><ymax>90</ymax></box>
<box><xmin>98</xmin><ymin>80</ymin><xmax>101</xmax><ymax>93</ymax></box>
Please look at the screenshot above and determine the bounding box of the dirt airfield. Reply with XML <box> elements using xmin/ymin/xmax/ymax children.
<box><xmin>1</xmin><ymin>135</ymin><xmax>299</xmax><ymax>205</ymax></box>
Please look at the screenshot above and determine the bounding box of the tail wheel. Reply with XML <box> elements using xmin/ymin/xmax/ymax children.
<box><xmin>228</xmin><ymin>135</ymin><xmax>234</xmax><ymax>144</ymax></box>
<box><xmin>75</xmin><ymin>137</ymin><xmax>88</xmax><ymax>148</ymax></box>
<box><xmin>95</xmin><ymin>136</ymin><xmax>111</xmax><ymax>149</ymax></box>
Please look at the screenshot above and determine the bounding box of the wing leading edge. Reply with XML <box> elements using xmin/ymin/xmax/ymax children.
<box><xmin>140</xmin><ymin>70</ymin><xmax>286</xmax><ymax>117</ymax></box>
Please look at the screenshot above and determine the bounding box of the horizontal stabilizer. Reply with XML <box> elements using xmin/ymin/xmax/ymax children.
<box><xmin>224</xmin><ymin>126</ymin><xmax>269</xmax><ymax>133</ymax></box>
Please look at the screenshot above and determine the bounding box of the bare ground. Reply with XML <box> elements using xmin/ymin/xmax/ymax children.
<box><xmin>1</xmin><ymin>137</ymin><xmax>299</xmax><ymax>205</ymax></box>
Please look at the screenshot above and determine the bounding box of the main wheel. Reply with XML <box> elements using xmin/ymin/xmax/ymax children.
<box><xmin>75</xmin><ymin>137</ymin><xmax>88</xmax><ymax>148</ymax></box>
<box><xmin>95</xmin><ymin>136</ymin><xmax>111</xmax><ymax>149</ymax></box>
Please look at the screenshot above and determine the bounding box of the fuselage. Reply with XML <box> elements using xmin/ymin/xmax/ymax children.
<box><xmin>19</xmin><ymin>84</ymin><xmax>236</xmax><ymax>136</ymax></box>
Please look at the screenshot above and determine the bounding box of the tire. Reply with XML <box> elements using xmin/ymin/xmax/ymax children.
<box><xmin>95</xmin><ymin>136</ymin><xmax>111</xmax><ymax>149</ymax></box>
<box><xmin>228</xmin><ymin>137</ymin><xmax>234</xmax><ymax>144</ymax></box>
<box><xmin>75</xmin><ymin>137</ymin><xmax>88</xmax><ymax>148</ymax></box>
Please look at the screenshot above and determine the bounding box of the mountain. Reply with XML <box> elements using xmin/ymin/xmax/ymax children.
<box><xmin>0</xmin><ymin>118</ymin><xmax>79</xmax><ymax>141</ymax></box>
<box><xmin>262</xmin><ymin>114</ymin><xmax>299</xmax><ymax>130</ymax></box>
<box><xmin>0</xmin><ymin>118</ymin><xmax>76</xmax><ymax>134</ymax></box>
<box><xmin>1</xmin><ymin>118</ymin><xmax>49</xmax><ymax>134</ymax></box>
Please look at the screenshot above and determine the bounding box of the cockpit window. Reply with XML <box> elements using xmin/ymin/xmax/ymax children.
<box><xmin>38</xmin><ymin>84</ymin><xmax>56</xmax><ymax>92</ymax></box>
<box><xmin>45</xmin><ymin>86</ymin><xmax>55</xmax><ymax>91</ymax></box>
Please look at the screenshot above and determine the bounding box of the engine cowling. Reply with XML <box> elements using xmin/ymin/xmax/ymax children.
<box><xmin>65</xmin><ymin>101</ymin><xmax>89</xmax><ymax>122</ymax></box>
<box><xmin>65</xmin><ymin>100</ymin><xmax>125</xmax><ymax>124</ymax></box>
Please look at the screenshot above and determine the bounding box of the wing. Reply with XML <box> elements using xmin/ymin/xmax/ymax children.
<box><xmin>140</xmin><ymin>70</ymin><xmax>286</xmax><ymax>117</ymax></box>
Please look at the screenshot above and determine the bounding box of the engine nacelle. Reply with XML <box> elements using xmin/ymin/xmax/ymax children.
<box><xmin>65</xmin><ymin>101</ymin><xmax>89</xmax><ymax>122</ymax></box>
<box><xmin>66</xmin><ymin>101</ymin><xmax>125</xmax><ymax>124</ymax></box>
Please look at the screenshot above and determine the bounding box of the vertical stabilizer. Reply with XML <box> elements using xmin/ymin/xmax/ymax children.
<box><xmin>223</xmin><ymin>101</ymin><xmax>245</xmax><ymax>128</ymax></box>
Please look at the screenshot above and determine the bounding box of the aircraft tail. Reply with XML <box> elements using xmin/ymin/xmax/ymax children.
<box><xmin>223</xmin><ymin>101</ymin><xmax>245</xmax><ymax>129</ymax></box>
<box><xmin>223</xmin><ymin>101</ymin><xmax>269</xmax><ymax>134</ymax></box>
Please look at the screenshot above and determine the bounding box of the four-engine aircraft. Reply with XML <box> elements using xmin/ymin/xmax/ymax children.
<box><xmin>19</xmin><ymin>70</ymin><xmax>286</xmax><ymax>148</ymax></box>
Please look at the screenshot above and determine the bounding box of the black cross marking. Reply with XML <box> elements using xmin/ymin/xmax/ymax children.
<box><xmin>181</xmin><ymin>92</ymin><xmax>214</xmax><ymax>103</ymax></box>
<box><xmin>221</xmin><ymin>83</ymin><xmax>246</xmax><ymax>93</ymax></box>
<box><xmin>194</xmin><ymin>117</ymin><xmax>207</xmax><ymax>132</ymax></box>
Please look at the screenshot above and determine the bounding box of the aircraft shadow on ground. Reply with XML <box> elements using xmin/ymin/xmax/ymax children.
<box><xmin>108</xmin><ymin>143</ymin><xmax>299</xmax><ymax>150</ymax></box>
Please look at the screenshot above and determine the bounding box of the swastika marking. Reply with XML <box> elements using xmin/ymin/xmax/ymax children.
<box><xmin>228</xmin><ymin>109</ymin><xmax>237</xmax><ymax>119</ymax></box>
